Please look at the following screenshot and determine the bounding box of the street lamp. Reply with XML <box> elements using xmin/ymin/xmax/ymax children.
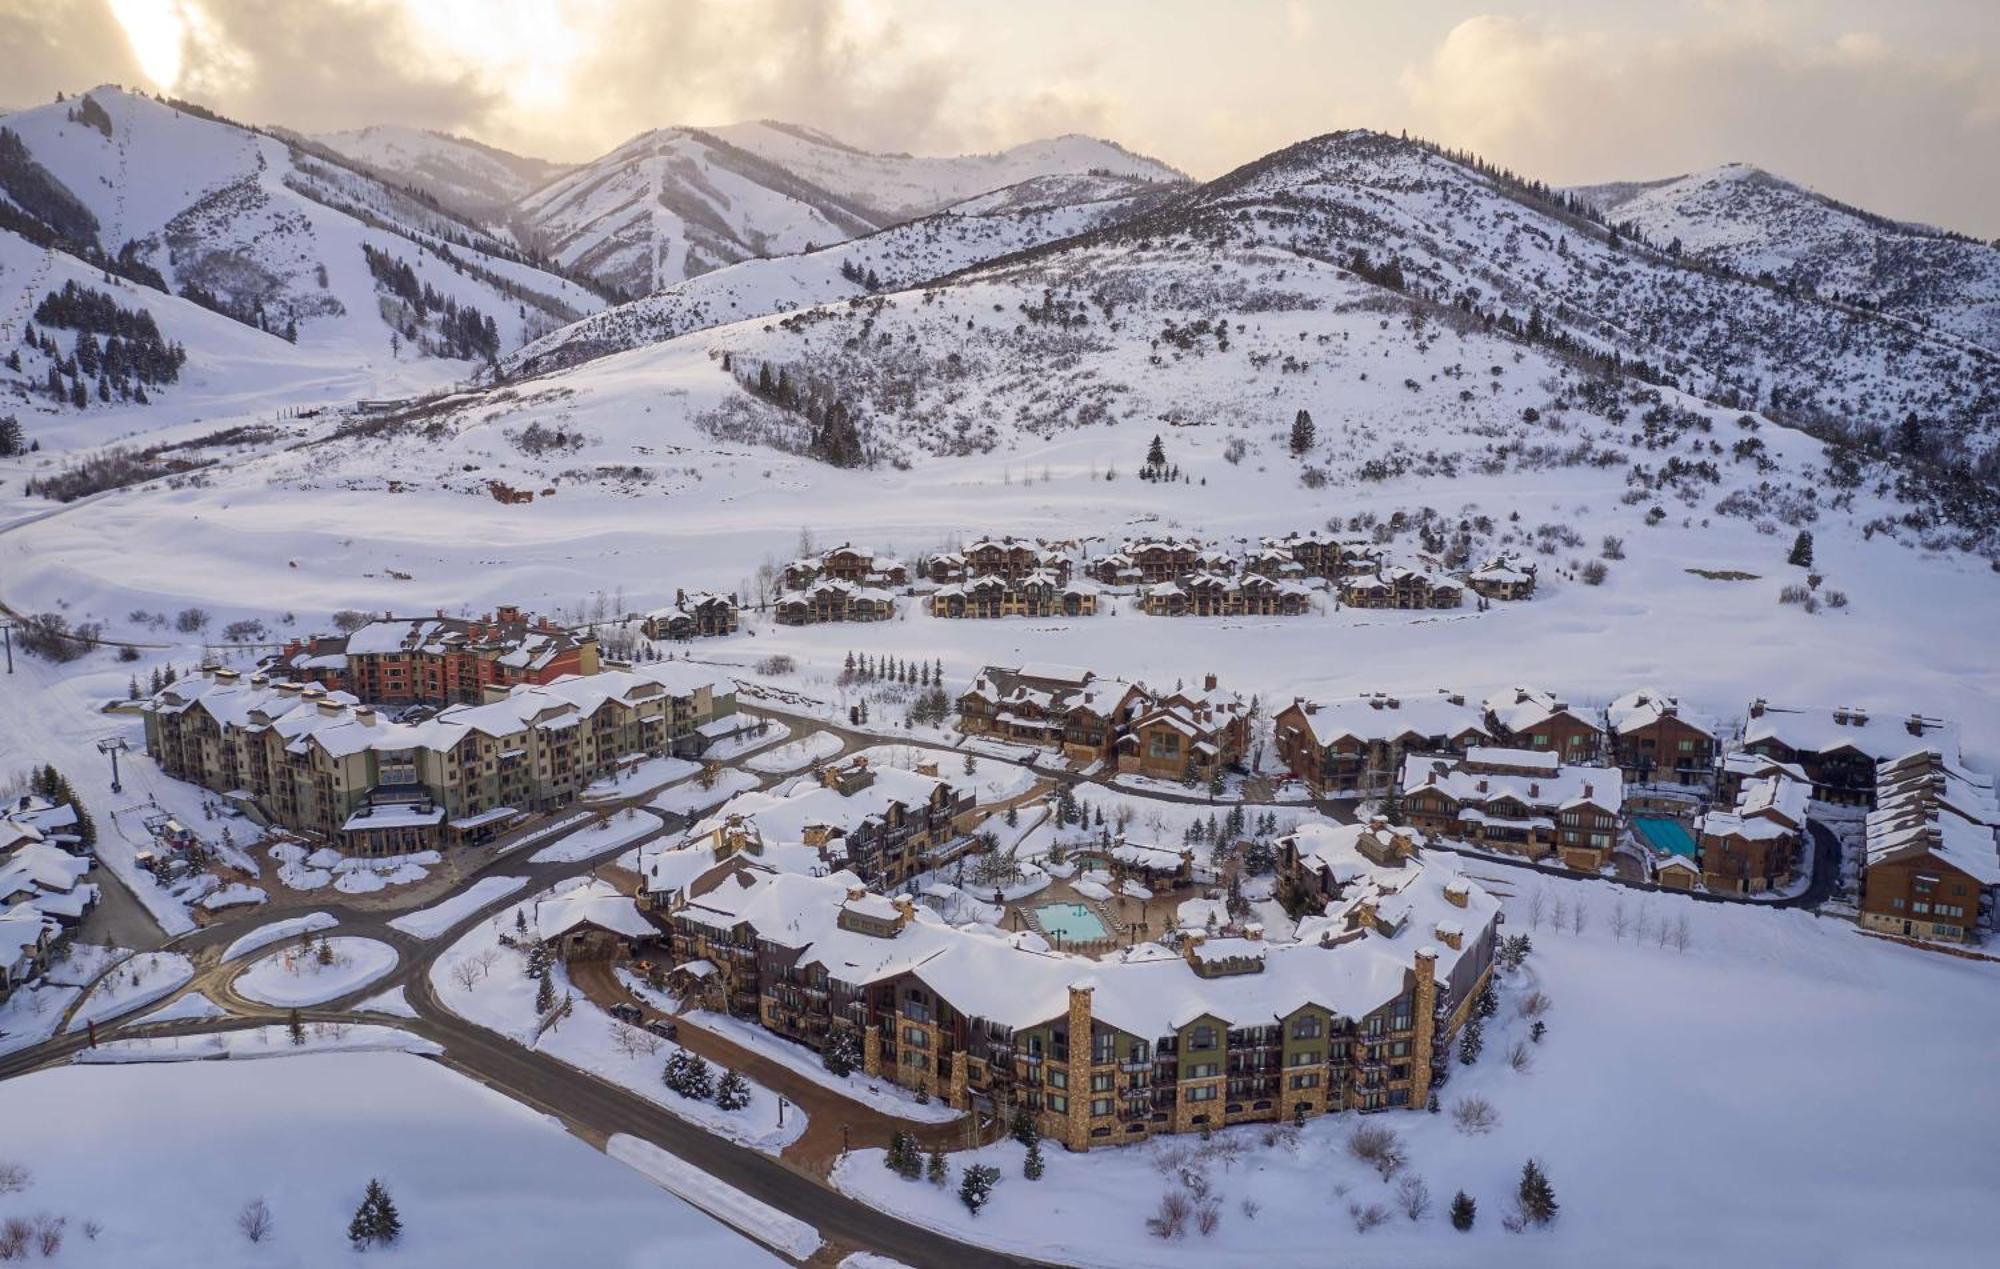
<box><xmin>96</xmin><ymin>736</ymin><xmax>129</xmax><ymax>794</ymax></box>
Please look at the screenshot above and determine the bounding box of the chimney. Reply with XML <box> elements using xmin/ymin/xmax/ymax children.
<box><xmin>1245</xmin><ymin>923</ymin><xmax>1265</xmax><ymax>942</ymax></box>
<box><xmin>892</xmin><ymin>894</ymin><xmax>915</xmax><ymax>928</ymax></box>
<box><xmin>1833</xmin><ymin>707</ymin><xmax>1849</xmax><ymax>725</ymax></box>
<box><xmin>354</xmin><ymin>706</ymin><xmax>377</xmax><ymax>726</ymax></box>
<box><xmin>846</xmin><ymin>885</ymin><xmax>867</xmax><ymax>902</ymax></box>
<box><xmin>1749</xmin><ymin>698</ymin><xmax>1766</xmax><ymax>719</ymax></box>
<box><xmin>1529</xmin><ymin>782</ymin><xmax>1540</xmax><ymax>799</ymax></box>
<box><xmin>1204</xmin><ymin>672</ymin><xmax>1218</xmax><ymax>692</ymax></box>
<box><xmin>1427</xmin><ymin>771</ymin><xmax>1438</xmax><ymax>786</ymax></box>
<box><xmin>1852</xmin><ymin>708</ymin><xmax>1868</xmax><ymax>726</ymax></box>
<box><xmin>1448</xmin><ymin>692</ymin><xmax>1464</xmax><ymax>706</ymax></box>
<box><xmin>675</xmin><ymin>588</ymin><xmax>686</xmax><ymax>605</ymax></box>
<box><xmin>1477</xmin><ymin>779</ymin><xmax>1489</xmax><ymax>794</ymax></box>
<box><xmin>1906</xmin><ymin>714</ymin><xmax>1926</xmax><ymax>737</ymax></box>
<box><xmin>1583</xmin><ymin>782</ymin><xmax>1594</xmax><ymax>800</ymax></box>
<box><xmin>1443</xmin><ymin>879</ymin><xmax>1470</xmax><ymax>909</ymax></box>
<box><xmin>1663</xmin><ymin>702</ymin><xmax>1678</xmax><ymax>717</ymax></box>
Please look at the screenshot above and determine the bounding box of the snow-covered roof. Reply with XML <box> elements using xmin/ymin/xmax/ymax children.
<box><xmin>1404</xmin><ymin>749</ymin><xmax>1623</xmax><ymax>812</ymax></box>
<box><xmin>1283</xmin><ymin>691</ymin><xmax>1487</xmax><ymax>747</ymax></box>
<box><xmin>1607</xmin><ymin>688</ymin><xmax>1717</xmax><ymax>739</ymax></box>
<box><xmin>1864</xmin><ymin>748</ymin><xmax>2000</xmax><ymax>885</ymax></box>
<box><xmin>1483</xmin><ymin>687</ymin><xmax>1601</xmax><ymax>737</ymax></box>
<box><xmin>1745</xmin><ymin>703</ymin><xmax>1957</xmax><ymax>761</ymax></box>
<box><xmin>537</xmin><ymin>881</ymin><xmax>657</xmax><ymax>940</ymax></box>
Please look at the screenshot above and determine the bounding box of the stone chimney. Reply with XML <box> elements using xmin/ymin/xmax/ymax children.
<box><xmin>1204</xmin><ymin>672</ymin><xmax>1218</xmax><ymax>692</ymax></box>
<box><xmin>354</xmin><ymin>705</ymin><xmax>377</xmax><ymax>726</ymax></box>
<box><xmin>846</xmin><ymin>885</ymin><xmax>867</xmax><ymax>903</ymax></box>
<box><xmin>1434</xmin><ymin>922</ymin><xmax>1463</xmax><ymax>951</ymax></box>
<box><xmin>1245</xmin><ymin>923</ymin><xmax>1265</xmax><ymax>941</ymax></box>
<box><xmin>892</xmin><ymin>894</ymin><xmax>915</xmax><ymax>928</ymax></box>
<box><xmin>1529</xmin><ymin>782</ymin><xmax>1540</xmax><ymax>799</ymax></box>
<box><xmin>1749</xmin><ymin>698</ymin><xmax>1767</xmax><ymax>719</ymax></box>
<box><xmin>1582</xmin><ymin>782</ymin><xmax>1594</xmax><ymax>800</ymax></box>
<box><xmin>1477</xmin><ymin>778</ymin><xmax>1489</xmax><ymax>794</ymax></box>
<box><xmin>1443</xmin><ymin>879</ymin><xmax>1470</xmax><ymax>908</ymax></box>
<box><xmin>1181</xmin><ymin>931</ymin><xmax>1207</xmax><ymax>967</ymax></box>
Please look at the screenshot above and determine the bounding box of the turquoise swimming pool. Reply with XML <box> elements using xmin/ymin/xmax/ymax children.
<box><xmin>1036</xmin><ymin>902</ymin><xmax>1108</xmax><ymax>942</ymax></box>
<box><xmin>1632</xmin><ymin>814</ymin><xmax>1697</xmax><ymax>857</ymax></box>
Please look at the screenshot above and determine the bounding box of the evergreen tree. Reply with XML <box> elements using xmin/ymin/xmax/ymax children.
<box><xmin>1517</xmin><ymin>1159</ymin><xmax>1558</xmax><ymax>1226</ymax></box>
<box><xmin>1458</xmin><ymin>1016</ymin><xmax>1484</xmax><ymax>1065</ymax></box>
<box><xmin>1450</xmin><ymin>1190</ymin><xmax>1476</xmax><ymax>1231</ymax></box>
<box><xmin>926</xmin><ymin>1144</ymin><xmax>950</xmax><ymax>1187</ymax></box>
<box><xmin>958</xmin><ymin>1163</ymin><xmax>999</xmax><ymax>1215</ymax></box>
<box><xmin>1022</xmin><ymin>1137</ymin><xmax>1045</xmax><ymax>1181</ymax></box>
<box><xmin>1145</xmin><ymin>434</ymin><xmax>1166</xmax><ymax>473</ymax></box>
<box><xmin>1289</xmin><ymin>408</ymin><xmax>1315</xmax><ymax>456</ymax></box>
<box><xmin>288</xmin><ymin>1008</ymin><xmax>305</xmax><ymax>1046</ymax></box>
<box><xmin>884</xmin><ymin>1132</ymin><xmax>923</xmax><ymax>1180</ymax></box>
<box><xmin>534</xmin><ymin>965</ymin><xmax>556</xmax><ymax>1014</ymax></box>
<box><xmin>1787</xmin><ymin>530</ymin><xmax>1814</xmax><ymax>568</ymax></box>
<box><xmin>348</xmin><ymin>1178</ymin><xmax>401</xmax><ymax>1249</ymax></box>
<box><xmin>514</xmin><ymin>908</ymin><xmax>528</xmax><ymax>935</ymax></box>
<box><xmin>1475</xmin><ymin>982</ymin><xmax>1498</xmax><ymax>1020</ymax></box>
<box><xmin>822</xmin><ymin>1027</ymin><xmax>861</xmax><ymax>1077</ymax></box>
<box><xmin>1009</xmin><ymin>1105</ymin><xmax>1037</xmax><ymax>1148</ymax></box>
<box><xmin>525</xmin><ymin>942</ymin><xmax>551</xmax><ymax>979</ymax></box>
<box><xmin>0</xmin><ymin>415</ymin><xmax>24</xmax><ymax>457</ymax></box>
<box><xmin>714</xmin><ymin>1069</ymin><xmax>751</xmax><ymax>1111</ymax></box>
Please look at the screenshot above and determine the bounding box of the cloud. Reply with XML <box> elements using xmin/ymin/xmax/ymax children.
<box><xmin>0</xmin><ymin>0</ymin><xmax>147</xmax><ymax>108</ymax></box>
<box><xmin>1399</xmin><ymin>13</ymin><xmax>2000</xmax><ymax>237</ymax></box>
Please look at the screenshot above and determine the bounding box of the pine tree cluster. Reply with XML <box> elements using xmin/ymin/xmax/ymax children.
<box><xmin>347</xmin><ymin>1179</ymin><xmax>401</xmax><ymax>1250</ymax></box>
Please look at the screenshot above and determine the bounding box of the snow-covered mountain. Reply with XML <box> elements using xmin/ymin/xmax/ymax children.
<box><xmin>0</xmin><ymin>87</ymin><xmax>606</xmax><ymax>431</ymax></box>
<box><xmin>503</xmin><ymin>123</ymin><xmax>1185</xmax><ymax>298</ymax></box>
<box><xmin>309</xmin><ymin>124</ymin><xmax>571</xmax><ymax>220</ymax></box>
<box><xmin>1571</xmin><ymin>162</ymin><xmax>2000</xmax><ymax>353</ymax></box>
<box><xmin>505</xmin><ymin>172</ymin><xmax>1178</xmax><ymax>378</ymax></box>
<box><xmin>705</xmin><ymin>122</ymin><xmax>1184</xmax><ymax>222</ymax></box>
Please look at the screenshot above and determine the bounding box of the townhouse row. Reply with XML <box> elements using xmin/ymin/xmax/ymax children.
<box><xmin>957</xmin><ymin>665</ymin><xmax>1250</xmax><ymax>784</ymax></box>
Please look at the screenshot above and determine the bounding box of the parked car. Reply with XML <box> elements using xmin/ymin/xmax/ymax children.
<box><xmin>609</xmin><ymin>1002</ymin><xmax>643</xmax><ymax>1024</ymax></box>
<box><xmin>645</xmin><ymin>1019</ymin><xmax>678</xmax><ymax>1040</ymax></box>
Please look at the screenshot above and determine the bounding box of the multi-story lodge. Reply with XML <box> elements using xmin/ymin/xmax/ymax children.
<box><xmin>642</xmin><ymin>591</ymin><xmax>739</xmax><ymax>641</ymax></box>
<box><xmin>1402</xmin><ymin>748</ymin><xmax>1625</xmax><ymax>870</ymax></box>
<box><xmin>1141</xmin><ymin>573</ymin><xmax>1313</xmax><ymax>617</ymax></box>
<box><xmin>928</xmin><ymin>537</ymin><xmax>1073</xmax><ymax>586</ymax></box>
<box><xmin>142</xmin><ymin>663</ymin><xmax>737</xmax><ymax>853</ymax></box>
<box><xmin>928</xmin><ymin>572</ymin><xmax>1098</xmax><ymax>619</ymax></box>
<box><xmin>784</xmin><ymin>544</ymin><xmax>909</xmax><ymax>591</ymax></box>
<box><xmin>1740</xmin><ymin>701</ymin><xmax>1957</xmax><ymax>806</ymax></box>
<box><xmin>1465</xmin><ymin>556</ymin><xmax>1537</xmax><ymax>601</ymax></box>
<box><xmin>650</xmin><ymin>815</ymin><xmax>1499</xmax><ymax>1149</ymax></box>
<box><xmin>1339</xmin><ymin>567</ymin><xmax>1462</xmax><ymax>610</ymax></box>
<box><xmin>1272</xmin><ymin>691</ymin><xmax>1490</xmax><ymax>796</ymax></box>
<box><xmin>956</xmin><ymin>667</ymin><xmax>1250</xmax><ymax>783</ymax></box>
<box><xmin>1607</xmin><ymin>689</ymin><xmax>1718</xmax><ymax>789</ymax></box>
<box><xmin>774</xmin><ymin>579</ymin><xmax>897</xmax><ymax>625</ymax></box>
<box><xmin>664</xmin><ymin>756</ymin><xmax>976</xmax><ymax>890</ymax></box>
<box><xmin>274</xmin><ymin>606</ymin><xmax>598</xmax><ymax>706</ymax></box>
<box><xmin>1693</xmin><ymin>770</ymin><xmax>1809</xmax><ymax>894</ymax></box>
<box><xmin>1089</xmin><ymin>537</ymin><xmax>1204</xmax><ymax>587</ymax></box>
<box><xmin>1482</xmin><ymin>687</ymin><xmax>1605</xmax><ymax>762</ymax></box>
<box><xmin>1859</xmin><ymin>748</ymin><xmax>1998</xmax><ymax>944</ymax></box>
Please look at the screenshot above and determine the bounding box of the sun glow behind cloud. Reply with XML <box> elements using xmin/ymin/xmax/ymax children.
<box><xmin>108</xmin><ymin>0</ymin><xmax>187</xmax><ymax>88</ymax></box>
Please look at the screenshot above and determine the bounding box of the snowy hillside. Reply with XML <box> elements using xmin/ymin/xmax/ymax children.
<box><xmin>1572</xmin><ymin>162</ymin><xmax>2000</xmax><ymax>352</ymax></box>
<box><xmin>507</xmin><ymin>127</ymin><xmax>881</xmax><ymax>299</ymax></box>
<box><xmin>310</xmin><ymin>124</ymin><xmax>572</xmax><ymax>220</ymax></box>
<box><xmin>0</xmin><ymin>85</ymin><xmax>603</xmax><ymax>425</ymax></box>
<box><xmin>708</xmin><ymin>122</ymin><xmax>1185</xmax><ymax>222</ymax></box>
<box><xmin>504</xmin><ymin>122</ymin><xmax>1186</xmax><ymax>299</ymax></box>
<box><xmin>506</xmin><ymin>174</ymin><xmax>1179</xmax><ymax>377</ymax></box>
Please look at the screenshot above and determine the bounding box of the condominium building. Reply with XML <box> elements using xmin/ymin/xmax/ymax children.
<box><xmin>1402</xmin><ymin>747</ymin><xmax>1625</xmax><ymax>870</ymax></box>
<box><xmin>274</xmin><ymin>605</ymin><xmax>597</xmax><ymax>706</ymax></box>
<box><xmin>1859</xmin><ymin>748</ymin><xmax>1998</xmax><ymax>944</ymax></box>
<box><xmin>142</xmin><ymin>663</ymin><xmax>736</xmax><ymax>853</ymax></box>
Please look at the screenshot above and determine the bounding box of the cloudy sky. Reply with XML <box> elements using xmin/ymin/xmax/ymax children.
<box><xmin>5</xmin><ymin>0</ymin><xmax>1996</xmax><ymax>236</ymax></box>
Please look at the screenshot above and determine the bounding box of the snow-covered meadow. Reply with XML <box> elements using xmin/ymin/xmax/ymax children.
<box><xmin>0</xmin><ymin>1052</ymin><xmax>786</xmax><ymax>1267</ymax></box>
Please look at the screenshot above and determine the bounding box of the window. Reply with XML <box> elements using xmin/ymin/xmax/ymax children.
<box><xmin>1288</xmin><ymin>1073</ymin><xmax>1320</xmax><ymax>1090</ymax></box>
<box><xmin>1678</xmin><ymin>739</ymin><xmax>1695</xmax><ymax>752</ymax></box>
<box><xmin>1185</xmin><ymin>1062</ymin><xmax>1219</xmax><ymax>1080</ymax></box>
<box><xmin>1292</xmin><ymin>1016</ymin><xmax>1322</xmax><ymax>1039</ymax></box>
<box><xmin>1186</xmin><ymin>1085</ymin><xmax>1217</xmax><ymax>1103</ymax></box>
<box><xmin>902</xmin><ymin>1026</ymin><xmax>928</xmax><ymax>1049</ymax></box>
<box><xmin>1093</xmin><ymin>1035</ymin><xmax>1116</xmax><ymax>1064</ymax></box>
<box><xmin>1288</xmin><ymin>1049</ymin><xmax>1321</xmax><ymax>1067</ymax></box>
<box><xmin>1389</xmin><ymin>1041</ymin><xmax>1410</xmax><ymax>1058</ymax></box>
<box><xmin>1090</xmin><ymin>1097</ymin><xmax>1114</xmax><ymax>1117</ymax></box>
<box><xmin>1190</xmin><ymin>1025</ymin><xmax>1216</xmax><ymax>1050</ymax></box>
<box><xmin>1091</xmin><ymin>1073</ymin><xmax>1114</xmax><ymax>1093</ymax></box>
<box><xmin>1048</xmin><ymin>1069</ymin><xmax>1067</xmax><ymax>1089</ymax></box>
<box><xmin>1048</xmin><ymin>1094</ymin><xmax>1067</xmax><ymax>1114</ymax></box>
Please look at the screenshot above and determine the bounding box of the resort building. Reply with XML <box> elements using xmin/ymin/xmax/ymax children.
<box><xmin>1607</xmin><ymin>690</ymin><xmax>1718</xmax><ymax>790</ymax></box>
<box><xmin>1272</xmin><ymin>691</ymin><xmax>1490</xmax><ymax>797</ymax></box>
<box><xmin>273</xmin><ymin>605</ymin><xmax>598</xmax><ymax>706</ymax></box>
<box><xmin>1693</xmin><ymin>771</ymin><xmax>1809</xmax><ymax>894</ymax></box>
<box><xmin>1088</xmin><ymin>537</ymin><xmax>1205</xmax><ymax>587</ymax></box>
<box><xmin>783</xmin><ymin>544</ymin><xmax>908</xmax><ymax>591</ymax></box>
<box><xmin>1859</xmin><ymin>748</ymin><xmax>1998</xmax><ymax>944</ymax></box>
<box><xmin>141</xmin><ymin>663</ymin><xmax>737</xmax><ymax>853</ymax></box>
<box><xmin>957</xmin><ymin>667</ymin><xmax>1250</xmax><ymax>781</ymax></box>
<box><xmin>650</xmin><ymin>814</ymin><xmax>1499</xmax><ymax>1149</ymax></box>
<box><xmin>1482</xmin><ymin>687</ymin><xmax>1605</xmax><ymax>762</ymax></box>
<box><xmin>929</xmin><ymin>537</ymin><xmax>1073</xmax><ymax>586</ymax></box>
<box><xmin>928</xmin><ymin>572</ymin><xmax>1098</xmax><ymax>619</ymax></box>
<box><xmin>1465</xmin><ymin>556</ymin><xmax>1537</xmax><ymax>601</ymax></box>
<box><xmin>774</xmin><ymin>579</ymin><xmax>897</xmax><ymax>625</ymax></box>
<box><xmin>1339</xmin><ymin>567</ymin><xmax>1462</xmax><ymax>610</ymax></box>
<box><xmin>1141</xmin><ymin>573</ymin><xmax>1313</xmax><ymax>618</ymax></box>
<box><xmin>1402</xmin><ymin>748</ymin><xmax>1625</xmax><ymax>870</ymax></box>
<box><xmin>1739</xmin><ymin>701</ymin><xmax>1957</xmax><ymax>806</ymax></box>
<box><xmin>642</xmin><ymin>591</ymin><xmax>739</xmax><ymax>640</ymax></box>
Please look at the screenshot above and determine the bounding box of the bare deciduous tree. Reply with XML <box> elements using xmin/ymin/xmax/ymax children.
<box><xmin>1451</xmin><ymin>1095</ymin><xmax>1501</xmax><ymax>1136</ymax></box>
<box><xmin>1550</xmin><ymin>894</ymin><xmax>1569</xmax><ymax>930</ymax></box>
<box><xmin>1397</xmin><ymin>1174</ymin><xmax>1432</xmax><ymax>1221</ymax></box>
<box><xmin>1508</xmin><ymin>1040</ymin><xmax>1535</xmax><ymax>1072</ymax></box>
<box><xmin>610</xmin><ymin>1022</ymin><xmax>662</xmax><ymax>1059</ymax></box>
<box><xmin>237</xmin><ymin>1198</ymin><xmax>273</xmax><ymax>1244</ymax></box>
<box><xmin>1517</xmin><ymin>991</ymin><xmax>1552</xmax><ymax>1019</ymax></box>
<box><xmin>1527</xmin><ymin>886</ymin><xmax>1549</xmax><ymax>930</ymax></box>
<box><xmin>1146</xmin><ymin>1188</ymin><xmax>1191</xmax><ymax>1239</ymax></box>
<box><xmin>1349</xmin><ymin>1202</ymin><xmax>1391</xmax><ymax>1233</ymax></box>
<box><xmin>1609</xmin><ymin>898</ymin><xmax>1630</xmax><ymax>942</ymax></box>
<box><xmin>0</xmin><ymin>1162</ymin><xmax>27</xmax><ymax>1195</ymax></box>
<box><xmin>1569</xmin><ymin>900</ymin><xmax>1589</xmax><ymax>936</ymax></box>
<box><xmin>1347</xmin><ymin>1124</ymin><xmax>1408</xmax><ymax>1180</ymax></box>
<box><xmin>1670</xmin><ymin>912</ymin><xmax>1693</xmax><ymax>953</ymax></box>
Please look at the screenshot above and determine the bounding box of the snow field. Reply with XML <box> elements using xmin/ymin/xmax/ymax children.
<box><xmin>221</xmin><ymin>911</ymin><xmax>339</xmax><ymax>962</ymax></box>
<box><xmin>0</xmin><ymin>1052</ymin><xmax>787</xmax><ymax>1267</ymax></box>
<box><xmin>527</xmin><ymin>808</ymin><xmax>661</xmax><ymax>864</ymax></box>
<box><xmin>387</xmin><ymin>875</ymin><xmax>528</xmax><ymax>939</ymax></box>
<box><xmin>65</xmin><ymin>952</ymin><xmax>195</xmax><ymax>1031</ymax></box>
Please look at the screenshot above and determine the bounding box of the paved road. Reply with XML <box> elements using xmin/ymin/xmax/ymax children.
<box><xmin>77</xmin><ymin>855</ymin><xmax>168</xmax><ymax>949</ymax></box>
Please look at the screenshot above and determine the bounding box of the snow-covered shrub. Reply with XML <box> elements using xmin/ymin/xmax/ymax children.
<box><xmin>1451</xmin><ymin>1095</ymin><xmax>1500</xmax><ymax>1136</ymax></box>
<box><xmin>1347</xmin><ymin>1124</ymin><xmax>1407</xmax><ymax>1179</ymax></box>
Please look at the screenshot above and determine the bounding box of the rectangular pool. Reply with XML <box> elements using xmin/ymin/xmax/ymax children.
<box><xmin>1036</xmin><ymin>902</ymin><xmax>1108</xmax><ymax>942</ymax></box>
<box><xmin>1633</xmin><ymin>815</ymin><xmax>1697</xmax><ymax>857</ymax></box>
